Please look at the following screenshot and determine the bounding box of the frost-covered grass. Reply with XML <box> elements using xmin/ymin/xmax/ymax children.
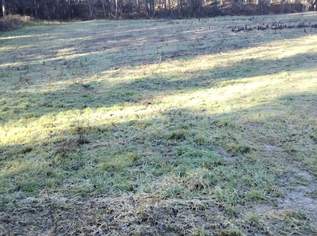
<box><xmin>0</xmin><ymin>12</ymin><xmax>317</xmax><ymax>235</ymax></box>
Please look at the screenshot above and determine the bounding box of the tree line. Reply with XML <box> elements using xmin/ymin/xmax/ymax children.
<box><xmin>1</xmin><ymin>0</ymin><xmax>317</xmax><ymax>20</ymax></box>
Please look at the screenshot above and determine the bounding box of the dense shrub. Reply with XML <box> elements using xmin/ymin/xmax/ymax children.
<box><xmin>0</xmin><ymin>15</ymin><xmax>32</xmax><ymax>31</ymax></box>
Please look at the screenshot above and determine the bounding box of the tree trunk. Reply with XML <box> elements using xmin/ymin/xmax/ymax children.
<box><xmin>136</xmin><ymin>0</ymin><xmax>140</xmax><ymax>12</ymax></box>
<box><xmin>88</xmin><ymin>0</ymin><xmax>94</xmax><ymax>18</ymax></box>
<box><xmin>2</xmin><ymin>0</ymin><xmax>6</xmax><ymax>17</ymax></box>
<box><xmin>115</xmin><ymin>0</ymin><xmax>118</xmax><ymax>18</ymax></box>
<box><xmin>101</xmin><ymin>0</ymin><xmax>107</xmax><ymax>17</ymax></box>
<box><xmin>33</xmin><ymin>0</ymin><xmax>39</xmax><ymax>18</ymax></box>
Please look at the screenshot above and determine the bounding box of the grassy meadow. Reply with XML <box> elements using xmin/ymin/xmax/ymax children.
<box><xmin>0</xmin><ymin>12</ymin><xmax>317</xmax><ymax>235</ymax></box>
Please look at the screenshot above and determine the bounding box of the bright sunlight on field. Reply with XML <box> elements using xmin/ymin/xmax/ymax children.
<box><xmin>1</xmin><ymin>12</ymin><xmax>317</xmax><ymax>235</ymax></box>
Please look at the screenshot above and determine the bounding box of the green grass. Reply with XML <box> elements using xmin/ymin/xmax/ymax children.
<box><xmin>0</xmin><ymin>12</ymin><xmax>317</xmax><ymax>235</ymax></box>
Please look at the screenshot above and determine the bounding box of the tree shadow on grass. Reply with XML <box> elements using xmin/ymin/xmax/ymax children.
<box><xmin>1</xmin><ymin>14</ymin><xmax>317</xmax><ymax>88</ymax></box>
<box><xmin>1</xmin><ymin>50</ymin><xmax>316</xmax><ymax>124</ymax></box>
<box><xmin>1</xmin><ymin>92</ymin><xmax>316</xmax><ymax>235</ymax></box>
<box><xmin>1</xmin><ymin>91</ymin><xmax>316</xmax><ymax>194</ymax></box>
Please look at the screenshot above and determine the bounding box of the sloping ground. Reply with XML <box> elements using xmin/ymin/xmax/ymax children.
<box><xmin>0</xmin><ymin>12</ymin><xmax>317</xmax><ymax>235</ymax></box>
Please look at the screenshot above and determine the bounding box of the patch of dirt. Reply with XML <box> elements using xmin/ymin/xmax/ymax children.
<box><xmin>278</xmin><ymin>168</ymin><xmax>317</xmax><ymax>227</ymax></box>
<box><xmin>249</xmin><ymin>167</ymin><xmax>317</xmax><ymax>233</ymax></box>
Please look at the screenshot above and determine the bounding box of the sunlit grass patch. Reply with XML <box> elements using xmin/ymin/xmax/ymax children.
<box><xmin>98</xmin><ymin>152</ymin><xmax>140</xmax><ymax>171</ymax></box>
